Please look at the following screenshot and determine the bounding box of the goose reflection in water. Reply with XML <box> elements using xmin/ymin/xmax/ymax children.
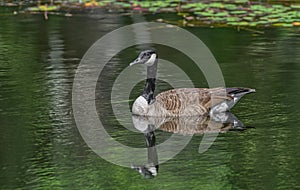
<box><xmin>131</xmin><ymin>129</ymin><xmax>159</xmax><ymax>179</ymax></box>
<box><xmin>131</xmin><ymin>112</ymin><xmax>252</xmax><ymax>178</ymax></box>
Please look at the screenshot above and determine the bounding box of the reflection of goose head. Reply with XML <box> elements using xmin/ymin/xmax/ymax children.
<box><xmin>131</xmin><ymin>164</ymin><xmax>158</xmax><ymax>178</ymax></box>
<box><xmin>130</xmin><ymin>50</ymin><xmax>255</xmax><ymax>117</ymax></box>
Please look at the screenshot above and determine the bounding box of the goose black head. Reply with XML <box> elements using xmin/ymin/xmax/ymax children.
<box><xmin>130</xmin><ymin>50</ymin><xmax>157</xmax><ymax>66</ymax></box>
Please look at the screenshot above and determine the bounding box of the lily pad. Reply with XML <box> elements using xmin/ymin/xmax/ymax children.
<box><xmin>267</xmin><ymin>18</ymin><xmax>280</xmax><ymax>23</ymax></box>
<box><xmin>272</xmin><ymin>23</ymin><xmax>286</xmax><ymax>27</ymax></box>
<box><xmin>208</xmin><ymin>3</ymin><xmax>224</xmax><ymax>9</ymax></box>
<box><xmin>139</xmin><ymin>2</ymin><xmax>151</xmax><ymax>8</ymax></box>
<box><xmin>282</xmin><ymin>23</ymin><xmax>294</xmax><ymax>27</ymax></box>
<box><xmin>251</xmin><ymin>5</ymin><xmax>266</xmax><ymax>11</ymax></box>
<box><xmin>153</xmin><ymin>2</ymin><xmax>169</xmax><ymax>8</ymax></box>
<box><xmin>291</xmin><ymin>4</ymin><xmax>300</xmax><ymax>9</ymax></box>
<box><xmin>195</xmin><ymin>12</ymin><xmax>215</xmax><ymax>17</ymax></box>
<box><xmin>241</xmin><ymin>21</ymin><xmax>250</xmax><ymax>25</ymax></box>
<box><xmin>149</xmin><ymin>7</ymin><xmax>159</xmax><ymax>12</ymax></box>
<box><xmin>227</xmin><ymin>22</ymin><xmax>239</xmax><ymax>26</ymax></box>
<box><xmin>214</xmin><ymin>12</ymin><xmax>229</xmax><ymax>17</ymax></box>
<box><xmin>224</xmin><ymin>4</ymin><xmax>237</xmax><ymax>10</ymax></box>
<box><xmin>234</xmin><ymin>0</ymin><xmax>248</xmax><ymax>4</ymax></box>
<box><xmin>230</xmin><ymin>10</ymin><xmax>247</xmax><ymax>15</ymax></box>
<box><xmin>181</xmin><ymin>3</ymin><xmax>197</xmax><ymax>9</ymax></box>
<box><xmin>272</xmin><ymin>5</ymin><xmax>285</xmax><ymax>9</ymax></box>
<box><xmin>227</xmin><ymin>17</ymin><xmax>240</xmax><ymax>22</ymax></box>
<box><xmin>253</xmin><ymin>11</ymin><xmax>265</xmax><ymax>16</ymax></box>
<box><xmin>115</xmin><ymin>2</ymin><xmax>131</xmax><ymax>8</ymax></box>
<box><xmin>248</xmin><ymin>13</ymin><xmax>257</xmax><ymax>17</ymax></box>
<box><xmin>243</xmin><ymin>16</ymin><xmax>253</xmax><ymax>21</ymax></box>
<box><xmin>192</xmin><ymin>5</ymin><xmax>206</xmax><ymax>11</ymax></box>
<box><xmin>212</xmin><ymin>17</ymin><xmax>226</xmax><ymax>22</ymax></box>
<box><xmin>28</xmin><ymin>5</ymin><xmax>59</xmax><ymax>11</ymax></box>
<box><xmin>256</xmin><ymin>20</ymin><xmax>270</xmax><ymax>25</ymax></box>
<box><xmin>170</xmin><ymin>3</ymin><xmax>179</xmax><ymax>7</ymax></box>
<box><xmin>249</xmin><ymin>22</ymin><xmax>258</xmax><ymax>27</ymax></box>
<box><xmin>266</xmin><ymin>14</ymin><xmax>281</xmax><ymax>19</ymax></box>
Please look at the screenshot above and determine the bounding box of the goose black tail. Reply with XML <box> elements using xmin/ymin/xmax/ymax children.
<box><xmin>226</xmin><ymin>87</ymin><xmax>256</xmax><ymax>98</ymax></box>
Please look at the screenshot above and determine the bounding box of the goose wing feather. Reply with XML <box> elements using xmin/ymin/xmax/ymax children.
<box><xmin>154</xmin><ymin>87</ymin><xmax>233</xmax><ymax>116</ymax></box>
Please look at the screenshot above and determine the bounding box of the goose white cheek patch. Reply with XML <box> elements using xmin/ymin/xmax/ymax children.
<box><xmin>145</xmin><ymin>54</ymin><xmax>157</xmax><ymax>66</ymax></box>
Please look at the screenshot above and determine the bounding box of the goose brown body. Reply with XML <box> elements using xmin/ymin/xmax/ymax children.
<box><xmin>132</xmin><ymin>87</ymin><xmax>255</xmax><ymax>117</ymax></box>
<box><xmin>154</xmin><ymin>88</ymin><xmax>227</xmax><ymax>116</ymax></box>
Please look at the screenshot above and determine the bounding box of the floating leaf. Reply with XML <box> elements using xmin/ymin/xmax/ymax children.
<box><xmin>227</xmin><ymin>22</ymin><xmax>239</xmax><ymax>26</ymax></box>
<box><xmin>282</xmin><ymin>23</ymin><xmax>294</xmax><ymax>27</ymax></box>
<box><xmin>239</xmin><ymin>21</ymin><xmax>249</xmax><ymax>26</ymax></box>
<box><xmin>224</xmin><ymin>4</ymin><xmax>237</xmax><ymax>10</ymax></box>
<box><xmin>212</xmin><ymin>17</ymin><xmax>226</xmax><ymax>21</ymax></box>
<box><xmin>115</xmin><ymin>2</ymin><xmax>131</xmax><ymax>8</ymax></box>
<box><xmin>267</xmin><ymin>18</ymin><xmax>280</xmax><ymax>23</ymax></box>
<box><xmin>139</xmin><ymin>2</ymin><xmax>152</xmax><ymax>8</ymax></box>
<box><xmin>256</xmin><ymin>20</ymin><xmax>269</xmax><ymax>25</ymax></box>
<box><xmin>27</xmin><ymin>7</ymin><xmax>39</xmax><ymax>11</ymax></box>
<box><xmin>149</xmin><ymin>7</ymin><xmax>159</xmax><ymax>12</ymax></box>
<box><xmin>28</xmin><ymin>5</ymin><xmax>59</xmax><ymax>11</ymax></box>
<box><xmin>266</xmin><ymin>14</ymin><xmax>280</xmax><ymax>19</ymax></box>
<box><xmin>193</xmin><ymin>6</ymin><xmax>206</xmax><ymax>11</ymax></box>
<box><xmin>230</xmin><ymin>10</ymin><xmax>247</xmax><ymax>15</ymax></box>
<box><xmin>196</xmin><ymin>12</ymin><xmax>215</xmax><ymax>17</ymax></box>
<box><xmin>170</xmin><ymin>3</ymin><xmax>179</xmax><ymax>7</ymax></box>
<box><xmin>291</xmin><ymin>4</ymin><xmax>300</xmax><ymax>9</ymax></box>
<box><xmin>214</xmin><ymin>12</ymin><xmax>229</xmax><ymax>17</ymax></box>
<box><xmin>234</xmin><ymin>0</ymin><xmax>248</xmax><ymax>4</ymax></box>
<box><xmin>208</xmin><ymin>3</ymin><xmax>224</xmax><ymax>9</ymax></box>
<box><xmin>249</xmin><ymin>22</ymin><xmax>258</xmax><ymax>27</ymax></box>
<box><xmin>181</xmin><ymin>3</ymin><xmax>197</xmax><ymax>9</ymax></box>
<box><xmin>250</xmin><ymin>5</ymin><xmax>266</xmax><ymax>11</ymax></box>
<box><xmin>243</xmin><ymin>16</ymin><xmax>253</xmax><ymax>21</ymax></box>
<box><xmin>253</xmin><ymin>10</ymin><xmax>265</xmax><ymax>16</ymax></box>
<box><xmin>272</xmin><ymin>5</ymin><xmax>284</xmax><ymax>9</ymax></box>
<box><xmin>273</xmin><ymin>23</ymin><xmax>285</xmax><ymax>27</ymax></box>
<box><xmin>227</xmin><ymin>17</ymin><xmax>240</xmax><ymax>22</ymax></box>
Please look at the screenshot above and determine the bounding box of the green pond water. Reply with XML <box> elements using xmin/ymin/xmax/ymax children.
<box><xmin>1</xmin><ymin>12</ymin><xmax>300</xmax><ymax>189</ymax></box>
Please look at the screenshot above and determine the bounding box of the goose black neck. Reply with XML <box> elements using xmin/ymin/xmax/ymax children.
<box><xmin>142</xmin><ymin>78</ymin><xmax>156</xmax><ymax>104</ymax></box>
<box><xmin>142</xmin><ymin>61</ymin><xmax>157</xmax><ymax>104</ymax></box>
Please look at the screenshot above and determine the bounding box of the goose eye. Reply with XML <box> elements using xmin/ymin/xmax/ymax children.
<box><xmin>142</xmin><ymin>53</ymin><xmax>149</xmax><ymax>59</ymax></box>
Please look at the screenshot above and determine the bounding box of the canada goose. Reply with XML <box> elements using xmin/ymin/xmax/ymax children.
<box><xmin>130</xmin><ymin>50</ymin><xmax>255</xmax><ymax>117</ymax></box>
